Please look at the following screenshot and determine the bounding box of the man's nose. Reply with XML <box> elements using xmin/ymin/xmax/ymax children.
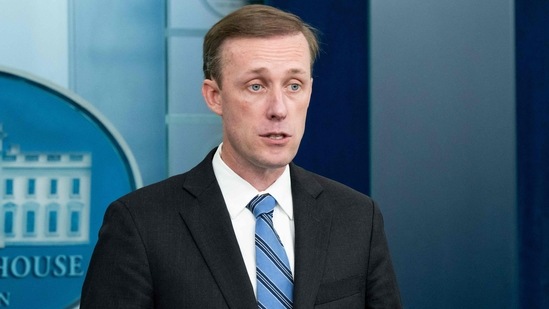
<box><xmin>266</xmin><ymin>88</ymin><xmax>288</xmax><ymax>120</ymax></box>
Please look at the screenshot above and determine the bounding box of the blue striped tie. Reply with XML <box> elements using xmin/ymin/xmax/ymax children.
<box><xmin>247</xmin><ymin>194</ymin><xmax>293</xmax><ymax>309</ymax></box>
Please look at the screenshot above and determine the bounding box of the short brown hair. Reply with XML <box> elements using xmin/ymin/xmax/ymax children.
<box><xmin>203</xmin><ymin>4</ymin><xmax>319</xmax><ymax>86</ymax></box>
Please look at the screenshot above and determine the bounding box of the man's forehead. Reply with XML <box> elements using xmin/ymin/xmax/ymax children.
<box><xmin>224</xmin><ymin>32</ymin><xmax>306</xmax><ymax>44</ymax></box>
<box><xmin>221</xmin><ymin>35</ymin><xmax>310</xmax><ymax>65</ymax></box>
<box><xmin>221</xmin><ymin>33</ymin><xmax>309</xmax><ymax>54</ymax></box>
<box><xmin>216</xmin><ymin>33</ymin><xmax>312</xmax><ymax>82</ymax></box>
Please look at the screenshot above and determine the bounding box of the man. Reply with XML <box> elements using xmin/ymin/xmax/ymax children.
<box><xmin>81</xmin><ymin>4</ymin><xmax>401</xmax><ymax>308</ymax></box>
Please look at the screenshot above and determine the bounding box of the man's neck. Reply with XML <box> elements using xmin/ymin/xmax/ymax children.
<box><xmin>221</xmin><ymin>155</ymin><xmax>286</xmax><ymax>191</ymax></box>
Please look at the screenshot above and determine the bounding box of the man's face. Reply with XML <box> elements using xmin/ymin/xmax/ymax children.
<box><xmin>203</xmin><ymin>33</ymin><xmax>312</xmax><ymax>179</ymax></box>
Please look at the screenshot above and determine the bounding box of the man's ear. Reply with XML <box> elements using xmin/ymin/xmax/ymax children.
<box><xmin>202</xmin><ymin>79</ymin><xmax>222</xmax><ymax>116</ymax></box>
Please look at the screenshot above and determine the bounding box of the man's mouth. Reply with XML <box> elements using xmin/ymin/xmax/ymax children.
<box><xmin>268</xmin><ymin>134</ymin><xmax>285</xmax><ymax>140</ymax></box>
<box><xmin>262</xmin><ymin>133</ymin><xmax>290</xmax><ymax>140</ymax></box>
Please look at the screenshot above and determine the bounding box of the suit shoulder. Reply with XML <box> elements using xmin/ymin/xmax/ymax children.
<box><xmin>291</xmin><ymin>164</ymin><xmax>374</xmax><ymax>206</ymax></box>
<box><xmin>118</xmin><ymin>149</ymin><xmax>217</xmax><ymax>204</ymax></box>
<box><xmin>119</xmin><ymin>173</ymin><xmax>188</xmax><ymax>202</ymax></box>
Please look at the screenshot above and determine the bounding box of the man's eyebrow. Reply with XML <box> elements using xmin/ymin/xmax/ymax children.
<box><xmin>244</xmin><ymin>67</ymin><xmax>308</xmax><ymax>75</ymax></box>
<box><xmin>246</xmin><ymin>67</ymin><xmax>268</xmax><ymax>75</ymax></box>
<box><xmin>288</xmin><ymin>68</ymin><xmax>307</xmax><ymax>74</ymax></box>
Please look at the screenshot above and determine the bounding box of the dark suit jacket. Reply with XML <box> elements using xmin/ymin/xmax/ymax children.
<box><xmin>81</xmin><ymin>149</ymin><xmax>402</xmax><ymax>308</ymax></box>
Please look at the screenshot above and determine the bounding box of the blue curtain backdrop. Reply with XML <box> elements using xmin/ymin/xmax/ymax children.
<box><xmin>516</xmin><ymin>0</ymin><xmax>549</xmax><ymax>308</ymax></box>
<box><xmin>265</xmin><ymin>0</ymin><xmax>370</xmax><ymax>194</ymax></box>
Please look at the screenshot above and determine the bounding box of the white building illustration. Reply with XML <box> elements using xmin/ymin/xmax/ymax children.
<box><xmin>0</xmin><ymin>125</ymin><xmax>91</xmax><ymax>248</ymax></box>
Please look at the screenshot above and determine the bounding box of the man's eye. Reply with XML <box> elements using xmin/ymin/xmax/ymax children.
<box><xmin>249</xmin><ymin>84</ymin><xmax>262</xmax><ymax>91</ymax></box>
<box><xmin>289</xmin><ymin>84</ymin><xmax>301</xmax><ymax>91</ymax></box>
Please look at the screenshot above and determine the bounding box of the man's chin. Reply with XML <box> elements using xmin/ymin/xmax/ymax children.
<box><xmin>257</xmin><ymin>156</ymin><xmax>293</xmax><ymax>170</ymax></box>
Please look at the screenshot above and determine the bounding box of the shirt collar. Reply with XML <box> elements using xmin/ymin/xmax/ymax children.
<box><xmin>212</xmin><ymin>144</ymin><xmax>293</xmax><ymax>220</ymax></box>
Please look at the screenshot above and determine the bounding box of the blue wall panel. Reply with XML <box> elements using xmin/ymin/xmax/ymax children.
<box><xmin>370</xmin><ymin>0</ymin><xmax>517</xmax><ymax>308</ymax></box>
<box><xmin>72</xmin><ymin>0</ymin><xmax>166</xmax><ymax>186</ymax></box>
<box><xmin>516</xmin><ymin>0</ymin><xmax>549</xmax><ymax>307</ymax></box>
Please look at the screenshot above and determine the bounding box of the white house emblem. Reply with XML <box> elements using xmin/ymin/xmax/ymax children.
<box><xmin>0</xmin><ymin>67</ymin><xmax>141</xmax><ymax>308</ymax></box>
<box><xmin>0</xmin><ymin>127</ymin><xmax>91</xmax><ymax>249</ymax></box>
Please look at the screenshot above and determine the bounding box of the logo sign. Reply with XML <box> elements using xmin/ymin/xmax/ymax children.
<box><xmin>0</xmin><ymin>67</ymin><xmax>141</xmax><ymax>308</ymax></box>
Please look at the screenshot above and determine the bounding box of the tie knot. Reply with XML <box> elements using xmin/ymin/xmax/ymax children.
<box><xmin>247</xmin><ymin>194</ymin><xmax>276</xmax><ymax>218</ymax></box>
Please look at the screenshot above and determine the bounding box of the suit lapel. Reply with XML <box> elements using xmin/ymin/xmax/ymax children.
<box><xmin>176</xmin><ymin>152</ymin><xmax>332</xmax><ymax>308</ymax></box>
<box><xmin>178</xmin><ymin>150</ymin><xmax>257</xmax><ymax>309</ymax></box>
<box><xmin>290</xmin><ymin>164</ymin><xmax>333</xmax><ymax>308</ymax></box>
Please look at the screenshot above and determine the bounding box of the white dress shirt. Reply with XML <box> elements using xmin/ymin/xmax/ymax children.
<box><xmin>212</xmin><ymin>144</ymin><xmax>295</xmax><ymax>295</ymax></box>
